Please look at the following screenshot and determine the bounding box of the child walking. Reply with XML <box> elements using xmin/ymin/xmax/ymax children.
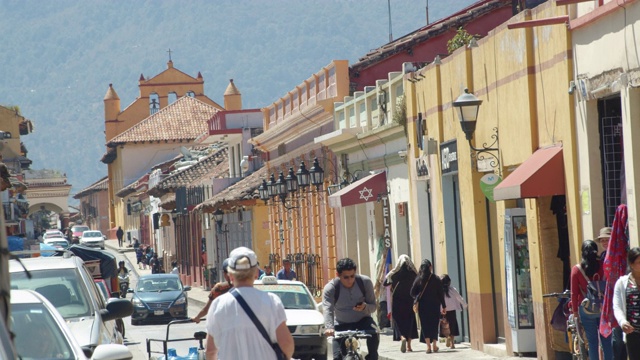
<box><xmin>441</xmin><ymin>274</ymin><xmax>468</xmax><ymax>349</ymax></box>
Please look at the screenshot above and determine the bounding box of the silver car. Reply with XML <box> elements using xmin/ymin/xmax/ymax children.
<box><xmin>80</xmin><ymin>230</ymin><xmax>106</xmax><ymax>250</ymax></box>
<box><xmin>10</xmin><ymin>289</ymin><xmax>133</xmax><ymax>360</ymax></box>
<box><xmin>9</xmin><ymin>255</ymin><xmax>133</xmax><ymax>355</ymax></box>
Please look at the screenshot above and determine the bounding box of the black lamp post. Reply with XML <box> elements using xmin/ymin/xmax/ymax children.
<box><xmin>258</xmin><ymin>179</ymin><xmax>269</xmax><ymax>203</ymax></box>
<box><xmin>213</xmin><ymin>209</ymin><xmax>224</xmax><ymax>231</ymax></box>
<box><xmin>296</xmin><ymin>161</ymin><xmax>310</xmax><ymax>190</ymax></box>
<box><xmin>285</xmin><ymin>167</ymin><xmax>299</xmax><ymax>193</ymax></box>
<box><xmin>309</xmin><ymin>158</ymin><xmax>324</xmax><ymax>190</ymax></box>
<box><xmin>452</xmin><ymin>88</ymin><xmax>500</xmax><ymax>174</ymax></box>
<box><xmin>275</xmin><ymin>172</ymin><xmax>288</xmax><ymax>201</ymax></box>
<box><xmin>267</xmin><ymin>173</ymin><xmax>277</xmax><ymax>199</ymax></box>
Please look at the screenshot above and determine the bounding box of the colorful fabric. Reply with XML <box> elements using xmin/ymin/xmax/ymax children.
<box><xmin>600</xmin><ymin>204</ymin><xmax>629</xmax><ymax>337</ymax></box>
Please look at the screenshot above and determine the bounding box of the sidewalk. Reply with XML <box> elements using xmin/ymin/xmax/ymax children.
<box><xmin>104</xmin><ymin>239</ymin><xmax>529</xmax><ymax>360</ymax></box>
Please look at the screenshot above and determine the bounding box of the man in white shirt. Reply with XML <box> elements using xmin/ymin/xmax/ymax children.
<box><xmin>205</xmin><ymin>247</ymin><xmax>294</xmax><ymax>359</ymax></box>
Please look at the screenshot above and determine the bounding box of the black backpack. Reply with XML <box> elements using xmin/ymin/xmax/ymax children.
<box><xmin>332</xmin><ymin>275</ymin><xmax>366</xmax><ymax>303</ymax></box>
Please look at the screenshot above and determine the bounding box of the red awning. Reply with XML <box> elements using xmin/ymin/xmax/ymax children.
<box><xmin>328</xmin><ymin>171</ymin><xmax>387</xmax><ymax>208</ymax></box>
<box><xmin>493</xmin><ymin>146</ymin><xmax>565</xmax><ymax>201</ymax></box>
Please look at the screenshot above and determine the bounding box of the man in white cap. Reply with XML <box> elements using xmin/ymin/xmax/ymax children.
<box><xmin>205</xmin><ymin>247</ymin><xmax>294</xmax><ymax>359</ymax></box>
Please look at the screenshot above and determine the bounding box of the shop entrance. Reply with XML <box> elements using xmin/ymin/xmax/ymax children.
<box><xmin>442</xmin><ymin>174</ymin><xmax>469</xmax><ymax>342</ymax></box>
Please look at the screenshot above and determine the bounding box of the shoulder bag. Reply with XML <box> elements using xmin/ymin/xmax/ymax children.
<box><xmin>577</xmin><ymin>265</ymin><xmax>606</xmax><ymax>314</ymax></box>
<box><xmin>413</xmin><ymin>274</ymin><xmax>432</xmax><ymax>314</ymax></box>
<box><xmin>231</xmin><ymin>289</ymin><xmax>287</xmax><ymax>360</ymax></box>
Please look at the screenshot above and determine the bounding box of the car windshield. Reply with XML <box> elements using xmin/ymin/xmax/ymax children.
<box><xmin>11</xmin><ymin>302</ymin><xmax>76</xmax><ymax>359</ymax></box>
<box><xmin>72</xmin><ymin>226</ymin><xmax>89</xmax><ymax>233</ymax></box>
<box><xmin>46</xmin><ymin>241</ymin><xmax>68</xmax><ymax>248</ymax></box>
<box><xmin>11</xmin><ymin>268</ymin><xmax>93</xmax><ymax>318</ymax></box>
<box><xmin>254</xmin><ymin>284</ymin><xmax>316</xmax><ymax>310</ymax></box>
<box><xmin>84</xmin><ymin>232</ymin><xmax>102</xmax><ymax>238</ymax></box>
<box><xmin>136</xmin><ymin>278</ymin><xmax>182</xmax><ymax>292</ymax></box>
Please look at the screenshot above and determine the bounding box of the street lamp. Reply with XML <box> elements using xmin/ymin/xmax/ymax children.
<box><xmin>258</xmin><ymin>179</ymin><xmax>270</xmax><ymax>203</ymax></box>
<box><xmin>308</xmin><ymin>158</ymin><xmax>324</xmax><ymax>190</ymax></box>
<box><xmin>213</xmin><ymin>209</ymin><xmax>224</xmax><ymax>231</ymax></box>
<box><xmin>295</xmin><ymin>162</ymin><xmax>310</xmax><ymax>190</ymax></box>
<box><xmin>285</xmin><ymin>167</ymin><xmax>299</xmax><ymax>193</ymax></box>
<box><xmin>267</xmin><ymin>173</ymin><xmax>277</xmax><ymax>199</ymax></box>
<box><xmin>452</xmin><ymin>88</ymin><xmax>500</xmax><ymax>174</ymax></box>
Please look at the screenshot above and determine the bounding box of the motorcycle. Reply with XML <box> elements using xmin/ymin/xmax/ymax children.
<box><xmin>118</xmin><ymin>271</ymin><xmax>130</xmax><ymax>299</ymax></box>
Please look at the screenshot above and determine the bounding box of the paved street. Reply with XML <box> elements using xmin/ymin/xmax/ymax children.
<box><xmin>105</xmin><ymin>239</ymin><xmax>532</xmax><ymax>360</ymax></box>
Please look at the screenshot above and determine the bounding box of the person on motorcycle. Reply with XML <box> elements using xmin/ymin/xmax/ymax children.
<box><xmin>117</xmin><ymin>261</ymin><xmax>130</xmax><ymax>298</ymax></box>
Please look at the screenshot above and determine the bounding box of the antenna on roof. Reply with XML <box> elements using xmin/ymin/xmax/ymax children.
<box><xmin>387</xmin><ymin>0</ymin><xmax>393</xmax><ymax>42</ymax></box>
<box><xmin>426</xmin><ymin>0</ymin><xmax>430</xmax><ymax>25</ymax></box>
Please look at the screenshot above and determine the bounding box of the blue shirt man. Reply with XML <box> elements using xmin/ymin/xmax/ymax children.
<box><xmin>276</xmin><ymin>259</ymin><xmax>296</xmax><ymax>280</ymax></box>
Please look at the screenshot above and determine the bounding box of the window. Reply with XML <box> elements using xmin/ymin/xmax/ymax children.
<box><xmin>598</xmin><ymin>96</ymin><xmax>624</xmax><ymax>226</ymax></box>
<box><xmin>186</xmin><ymin>91</ymin><xmax>195</xmax><ymax>97</ymax></box>
<box><xmin>168</xmin><ymin>92</ymin><xmax>178</xmax><ymax>104</ymax></box>
<box><xmin>149</xmin><ymin>93</ymin><xmax>160</xmax><ymax>115</ymax></box>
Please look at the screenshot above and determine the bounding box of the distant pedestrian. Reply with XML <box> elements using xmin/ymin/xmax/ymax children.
<box><xmin>150</xmin><ymin>254</ymin><xmax>161</xmax><ymax>274</ymax></box>
<box><xmin>133</xmin><ymin>237</ymin><xmax>140</xmax><ymax>250</ymax></box>
<box><xmin>441</xmin><ymin>274</ymin><xmax>467</xmax><ymax>349</ymax></box>
<box><xmin>170</xmin><ymin>261</ymin><xmax>179</xmax><ymax>275</ymax></box>
<box><xmin>135</xmin><ymin>247</ymin><xmax>144</xmax><ymax>269</ymax></box>
<box><xmin>410</xmin><ymin>259</ymin><xmax>446</xmax><ymax>353</ymax></box>
<box><xmin>276</xmin><ymin>259</ymin><xmax>296</xmax><ymax>280</ymax></box>
<box><xmin>383</xmin><ymin>254</ymin><xmax>418</xmax><ymax>353</ymax></box>
<box><xmin>116</xmin><ymin>226</ymin><xmax>124</xmax><ymax>248</ymax></box>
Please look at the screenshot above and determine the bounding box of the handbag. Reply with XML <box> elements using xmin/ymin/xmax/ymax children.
<box><xmin>230</xmin><ymin>289</ymin><xmax>287</xmax><ymax>360</ymax></box>
<box><xmin>439</xmin><ymin>316</ymin><xmax>451</xmax><ymax>337</ymax></box>
<box><xmin>413</xmin><ymin>274</ymin><xmax>432</xmax><ymax>314</ymax></box>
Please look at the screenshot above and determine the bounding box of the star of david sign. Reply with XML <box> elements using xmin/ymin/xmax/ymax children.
<box><xmin>359</xmin><ymin>187</ymin><xmax>374</xmax><ymax>201</ymax></box>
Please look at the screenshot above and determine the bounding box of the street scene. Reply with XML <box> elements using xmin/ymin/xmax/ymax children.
<box><xmin>1</xmin><ymin>0</ymin><xmax>640</xmax><ymax>359</ymax></box>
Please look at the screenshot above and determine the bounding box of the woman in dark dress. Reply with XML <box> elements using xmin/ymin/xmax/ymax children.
<box><xmin>383</xmin><ymin>254</ymin><xmax>419</xmax><ymax>352</ymax></box>
<box><xmin>410</xmin><ymin>259</ymin><xmax>446</xmax><ymax>353</ymax></box>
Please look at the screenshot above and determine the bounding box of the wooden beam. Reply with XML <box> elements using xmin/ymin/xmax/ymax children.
<box><xmin>507</xmin><ymin>16</ymin><xmax>569</xmax><ymax>29</ymax></box>
<box><xmin>556</xmin><ymin>0</ymin><xmax>591</xmax><ymax>5</ymax></box>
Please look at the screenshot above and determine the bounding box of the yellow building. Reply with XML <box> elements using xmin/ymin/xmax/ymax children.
<box><xmin>406</xmin><ymin>2</ymin><xmax>577</xmax><ymax>357</ymax></box>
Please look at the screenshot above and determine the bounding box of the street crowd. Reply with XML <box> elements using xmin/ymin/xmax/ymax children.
<box><xmin>193</xmin><ymin>246</ymin><xmax>469</xmax><ymax>359</ymax></box>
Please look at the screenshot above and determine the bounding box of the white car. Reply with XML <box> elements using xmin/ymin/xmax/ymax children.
<box><xmin>254</xmin><ymin>276</ymin><xmax>327</xmax><ymax>360</ymax></box>
<box><xmin>10</xmin><ymin>289</ymin><xmax>133</xmax><ymax>360</ymax></box>
<box><xmin>9</xmin><ymin>255</ymin><xmax>133</xmax><ymax>355</ymax></box>
<box><xmin>42</xmin><ymin>229</ymin><xmax>65</xmax><ymax>240</ymax></box>
<box><xmin>81</xmin><ymin>230</ymin><xmax>106</xmax><ymax>250</ymax></box>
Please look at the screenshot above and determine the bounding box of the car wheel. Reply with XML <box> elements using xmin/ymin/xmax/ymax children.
<box><xmin>131</xmin><ymin>319</ymin><xmax>139</xmax><ymax>326</ymax></box>
<box><xmin>101</xmin><ymin>246</ymin><xmax>105</xmax><ymax>250</ymax></box>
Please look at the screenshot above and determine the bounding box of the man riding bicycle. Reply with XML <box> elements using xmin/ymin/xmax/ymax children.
<box><xmin>323</xmin><ymin>258</ymin><xmax>379</xmax><ymax>360</ymax></box>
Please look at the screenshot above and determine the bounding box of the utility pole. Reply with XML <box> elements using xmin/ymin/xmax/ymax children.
<box><xmin>387</xmin><ymin>0</ymin><xmax>393</xmax><ymax>42</ymax></box>
<box><xmin>426</xmin><ymin>0</ymin><xmax>430</xmax><ymax>25</ymax></box>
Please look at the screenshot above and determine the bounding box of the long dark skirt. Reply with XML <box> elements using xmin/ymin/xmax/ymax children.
<box><xmin>418</xmin><ymin>304</ymin><xmax>441</xmax><ymax>341</ymax></box>
<box><xmin>445</xmin><ymin>310</ymin><xmax>460</xmax><ymax>336</ymax></box>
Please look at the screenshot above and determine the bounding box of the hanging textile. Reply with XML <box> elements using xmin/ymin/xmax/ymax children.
<box><xmin>599</xmin><ymin>204</ymin><xmax>629</xmax><ymax>337</ymax></box>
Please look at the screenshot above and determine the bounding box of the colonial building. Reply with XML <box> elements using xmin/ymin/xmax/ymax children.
<box><xmin>73</xmin><ymin>176</ymin><xmax>109</xmax><ymax>235</ymax></box>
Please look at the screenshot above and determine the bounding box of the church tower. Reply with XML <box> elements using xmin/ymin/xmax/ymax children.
<box><xmin>103</xmin><ymin>84</ymin><xmax>121</xmax><ymax>142</ymax></box>
<box><xmin>224</xmin><ymin>79</ymin><xmax>242</xmax><ymax>110</ymax></box>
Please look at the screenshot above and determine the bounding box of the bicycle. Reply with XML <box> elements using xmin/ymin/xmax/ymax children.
<box><xmin>331</xmin><ymin>329</ymin><xmax>373</xmax><ymax>360</ymax></box>
<box><xmin>543</xmin><ymin>290</ymin><xmax>587</xmax><ymax>360</ymax></box>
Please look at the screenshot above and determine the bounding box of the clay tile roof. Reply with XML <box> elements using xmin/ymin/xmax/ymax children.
<box><xmin>154</xmin><ymin>147</ymin><xmax>229</xmax><ymax>191</ymax></box>
<box><xmin>73</xmin><ymin>176</ymin><xmax>108</xmax><ymax>199</ymax></box>
<box><xmin>108</xmin><ymin>96</ymin><xmax>220</xmax><ymax>145</ymax></box>
<box><xmin>195</xmin><ymin>165</ymin><xmax>267</xmax><ymax>212</ymax></box>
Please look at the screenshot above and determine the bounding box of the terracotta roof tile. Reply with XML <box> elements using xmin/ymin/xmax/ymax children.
<box><xmin>74</xmin><ymin>176</ymin><xmax>108</xmax><ymax>199</ymax></box>
<box><xmin>108</xmin><ymin>96</ymin><xmax>220</xmax><ymax>145</ymax></box>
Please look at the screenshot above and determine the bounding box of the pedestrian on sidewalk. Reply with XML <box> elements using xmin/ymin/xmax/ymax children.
<box><xmin>135</xmin><ymin>246</ymin><xmax>144</xmax><ymax>270</ymax></box>
<box><xmin>276</xmin><ymin>258</ymin><xmax>296</xmax><ymax>280</ymax></box>
<box><xmin>170</xmin><ymin>261</ymin><xmax>179</xmax><ymax>275</ymax></box>
<box><xmin>192</xmin><ymin>258</ymin><xmax>233</xmax><ymax>324</ymax></box>
<box><xmin>150</xmin><ymin>253</ymin><xmax>161</xmax><ymax>274</ymax></box>
<box><xmin>205</xmin><ymin>247</ymin><xmax>294</xmax><ymax>360</ymax></box>
<box><xmin>383</xmin><ymin>254</ymin><xmax>418</xmax><ymax>353</ymax></box>
<box><xmin>612</xmin><ymin>247</ymin><xmax>640</xmax><ymax>358</ymax></box>
<box><xmin>441</xmin><ymin>274</ymin><xmax>467</xmax><ymax>349</ymax></box>
<box><xmin>116</xmin><ymin>226</ymin><xmax>124</xmax><ymax>248</ymax></box>
<box><xmin>133</xmin><ymin>237</ymin><xmax>140</xmax><ymax>250</ymax></box>
<box><xmin>410</xmin><ymin>259</ymin><xmax>446</xmax><ymax>354</ymax></box>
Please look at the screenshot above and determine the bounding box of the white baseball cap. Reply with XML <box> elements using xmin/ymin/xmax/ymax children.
<box><xmin>228</xmin><ymin>246</ymin><xmax>258</xmax><ymax>270</ymax></box>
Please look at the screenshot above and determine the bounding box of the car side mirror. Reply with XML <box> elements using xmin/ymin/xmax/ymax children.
<box><xmin>101</xmin><ymin>298</ymin><xmax>133</xmax><ymax>322</ymax></box>
<box><xmin>90</xmin><ymin>344</ymin><xmax>133</xmax><ymax>360</ymax></box>
<box><xmin>183</xmin><ymin>286</ymin><xmax>192</xmax><ymax>291</ymax></box>
<box><xmin>127</xmin><ymin>288</ymin><xmax>134</xmax><ymax>293</ymax></box>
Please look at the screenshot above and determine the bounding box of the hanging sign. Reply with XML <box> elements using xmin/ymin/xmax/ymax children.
<box><xmin>440</xmin><ymin>140</ymin><xmax>458</xmax><ymax>176</ymax></box>
<box><xmin>380</xmin><ymin>195</ymin><xmax>392</xmax><ymax>248</ymax></box>
<box><xmin>480</xmin><ymin>173</ymin><xmax>502</xmax><ymax>202</ymax></box>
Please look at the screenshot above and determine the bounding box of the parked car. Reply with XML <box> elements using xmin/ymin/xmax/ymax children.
<box><xmin>130</xmin><ymin>274</ymin><xmax>191</xmax><ymax>325</ymax></box>
<box><xmin>10</xmin><ymin>289</ymin><xmax>133</xmax><ymax>360</ymax></box>
<box><xmin>254</xmin><ymin>276</ymin><xmax>327</xmax><ymax>360</ymax></box>
<box><xmin>44</xmin><ymin>237</ymin><xmax>71</xmax><ymax>250</ymax></box>
<box><xmin>71</xmin><ymin>225</ymin><xmax>90</xmax><ymax>244</ymax></box>
<box><xmin>95</xmin><ymin>278</ymin><xmax>126</xmax><ymax>338</ymax></box>
<box><xmin>9</xmin><ymin>254</ymin><xmax>133</xmax><ymax>355</ymax></box>
<box><xmin>80</xmin><ymin>230</ymin><xmax>106</xmax><ymax>250</ymax></box>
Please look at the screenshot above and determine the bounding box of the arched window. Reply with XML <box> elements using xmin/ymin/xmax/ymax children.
<box><xmin>168</xmin><ymin>92</ymin><xmax>178</xmax><ymax>104</ymax></box>
<box><xmin>149</xmin><ymin>93</ymin><xmax>160</xmax><ymax>115</ymax></box>
<box><xmin>186</xmin><ymin>91</ymin><xmax>195</xmax><ymax>98</ymax></box>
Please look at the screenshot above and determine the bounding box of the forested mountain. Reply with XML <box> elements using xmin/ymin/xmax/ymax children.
<box><xmin>0</xmin><ymin>1</ymin><xmax>476</xmax><ymax>199</ymax></box>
